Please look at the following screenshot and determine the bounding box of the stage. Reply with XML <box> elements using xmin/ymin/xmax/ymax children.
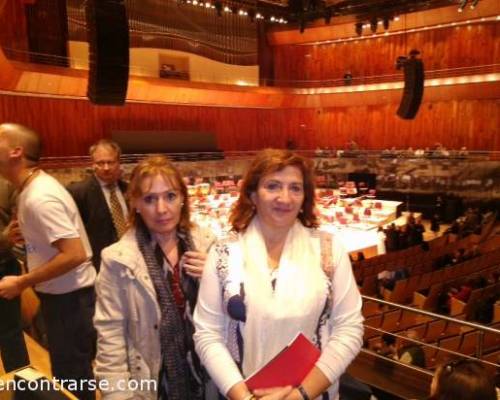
<box><xmin>190</xmin><ymin>193</ymin><xmax>407</xmax><ymax>256</ymax></box>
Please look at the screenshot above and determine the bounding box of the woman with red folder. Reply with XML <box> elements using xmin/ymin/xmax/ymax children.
<box><xmin>194</xmin><ymin>149</ymin><xmax>364</xmax><ymax>400</ymax></box>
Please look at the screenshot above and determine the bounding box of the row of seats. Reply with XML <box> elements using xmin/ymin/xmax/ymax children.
<box><xmin>363</xmin><ymin>305</ymin><xmax>500</xmax><ymax>372</ymax></box>
<box><xmin>354</xmin><ymin>234</ymin><xmax>488</xmax><ymax>283</ymax></box>
<box><xmin>413</xmin><ymin>264</ymin><xmax>500</xmax><ymax>313</ymax></box>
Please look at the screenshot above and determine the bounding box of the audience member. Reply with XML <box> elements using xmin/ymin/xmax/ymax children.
<box><xmin>94</xmin><ymin>156</ymin><xmax>215</xmax><ymax>399</ymax></box>
<box><xmin>398</xmin><ymin>330</ymin><xmax>425</xmax><ymax>368</ymax></box>
<box><xmin>429</xmin><ymin>360</ymin><xmax>496</xmax><ymax>400</ymax></box>
<box><xmin>0</xmin><ymin>177</ymin><xmax>29</xmax><ymax>372</ymax></box>
<box><xmin>194</xmin><ymin>149</ymin><xmax>363</xmax><ymax>400</ymax></box>
<box><xmin>68</xmin><ymin>139</ymin><xmax>128</xmax><ymax>271</ymax></box>
<box><xmin>0</xmin><ymin>123</ymin><xmax>96</xmax><ymax>399</ymax></box>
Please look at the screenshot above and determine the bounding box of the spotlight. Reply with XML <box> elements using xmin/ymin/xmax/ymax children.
<box><xmin>458</xmin><ymin>0</ymin><xmax>467</xmax><ymax>12</ymax></box>
<box><xmin>470</xmin><ymin>0</ymin><xmax>479</xmax><ymax>8</ymax></box>
<box><xmin>223</xmin><ymin>5</ymin><xmax>231</xmax><ymax>12</ymax></box>
<box><xmin>355</xmin><ymin>22</ymin><xmax>363</xmax><ymax>36</ymax></box>
<box><xmin>370</xmin><ymin>17</ymin><xmax>378</xmax><ymax>33</ymax></box>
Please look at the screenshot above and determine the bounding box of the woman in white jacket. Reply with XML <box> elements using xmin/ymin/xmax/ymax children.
<box><xmin>94</xmin><ymin>156</ymin><xmax>215</xmax><ymax>400</ymax></box>
<box><xmin>194</xmin><ymin>149</ymin><xmax>364</xmax><ymax>400</ymax></box>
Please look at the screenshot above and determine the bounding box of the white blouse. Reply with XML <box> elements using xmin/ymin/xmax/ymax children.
<box><xmin>193</xmin><ymin>235</ymin><xmax>364</xmax><ymax>398</ymax></box>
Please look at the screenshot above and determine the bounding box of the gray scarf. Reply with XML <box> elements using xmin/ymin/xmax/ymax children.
<box><xmin>135</xmin><ymin>220</ymin><xmax>191</xmax><ymax>400</ymax></box>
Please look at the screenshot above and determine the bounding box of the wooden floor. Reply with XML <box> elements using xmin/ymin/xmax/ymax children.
<box><xmin>0</xmin><ymin>333</ymin><xmax>50</xmax><ymax>377</ymax></box>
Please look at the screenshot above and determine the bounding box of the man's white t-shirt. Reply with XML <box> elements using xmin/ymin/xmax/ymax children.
<box><xmin>18</xmin><ymin>171</ymin><xmax>96</xmax><ymax>294</ymax></box>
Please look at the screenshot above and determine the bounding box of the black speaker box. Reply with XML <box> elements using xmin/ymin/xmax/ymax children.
<box><xmin>86</xmin><ymin>0</ymin><xmax>129</xmax><ymax>105</ymax></box>
<box><xmin>397</xmin><ymin>58</ymin><xmax>424</xmax><ymax>120</ymax></box>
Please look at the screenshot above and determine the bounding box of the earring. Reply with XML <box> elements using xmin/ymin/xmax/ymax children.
<box><xmin>181</xmin><ymin>202</ymin><xmax>185</xmax><ymax>206</ymax></box>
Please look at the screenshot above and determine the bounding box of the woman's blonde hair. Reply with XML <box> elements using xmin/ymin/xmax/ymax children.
<box><xmin>127</xmin><ymin>155</ymin><xmax>191</xmax><ymax>232</ymax></box>
<box><xmin>229</xmin><ymin>148</ymin><xmax>318</xmax><ymax>232</ymax></box>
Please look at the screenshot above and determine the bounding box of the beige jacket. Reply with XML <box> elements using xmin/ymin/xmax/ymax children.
<box><xmin>94</xmin><ymin>226</ymin><xmax>215</xmax><ymax>400</ymax></box>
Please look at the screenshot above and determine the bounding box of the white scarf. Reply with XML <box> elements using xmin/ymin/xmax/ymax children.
<box><xmin>237</xmin><ymin>217</ymin><xmax>329</xmax><ymax>378</ymax></box>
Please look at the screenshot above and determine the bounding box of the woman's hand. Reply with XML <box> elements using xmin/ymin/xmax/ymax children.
<box><xmin>253</xmin><ymin>386</ymin><xmax>296</xmax><ymax>400</ymax></box>
<box><xmin>181</xmin><ymin>251</ymin><xmax>207</xmax><ymax>278</ymax></box>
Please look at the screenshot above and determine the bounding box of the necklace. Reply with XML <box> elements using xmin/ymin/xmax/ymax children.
<box><xmin>18</xmin><ymin>168</ymin><xmax>39</xmax><ymax>193</ymax></box>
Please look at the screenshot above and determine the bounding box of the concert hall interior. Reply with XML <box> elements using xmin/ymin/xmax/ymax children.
<box><xmin>0</xmin><ymin>0</ymin><xmax>499</xmax><ymax>399</ymax></box>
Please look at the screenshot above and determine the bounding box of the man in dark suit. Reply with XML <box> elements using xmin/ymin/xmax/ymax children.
<box><xmin>68</xmin><ymin>139</ymin><xmax>128</xmax><ymax>271</ymax></box>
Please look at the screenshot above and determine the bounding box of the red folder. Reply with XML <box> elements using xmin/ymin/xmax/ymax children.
<box><xmin>245</xmin><ymin>333</ymin><xmax>320</xmax><ymax>390</ymax></box>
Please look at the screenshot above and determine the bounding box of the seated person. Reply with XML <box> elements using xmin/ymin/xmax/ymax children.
<box><xmin>398</xmin><ymin>330</ymin><xmax>425</xmax><ymax>368</ymax></box>
<box><xmin>429</xmin><ymin>360</ymin><xmax>496</xmax><ymax>400</ymax></box>
<box><xmin>374</xmin><ymin>333</ymin><xmax>398</xmax><ymax>359</ymax></box>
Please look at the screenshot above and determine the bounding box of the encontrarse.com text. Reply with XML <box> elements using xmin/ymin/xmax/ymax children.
<box><xmin>0</xmin><ymin>378</ymin><xmax>157</xmax><ymax>392</ymax></box>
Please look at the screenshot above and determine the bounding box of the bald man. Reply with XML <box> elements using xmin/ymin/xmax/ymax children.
<box><xmin>0</xmin><ymin>123</ymin><xmax>96</xmax><ymax>399</ymax></box>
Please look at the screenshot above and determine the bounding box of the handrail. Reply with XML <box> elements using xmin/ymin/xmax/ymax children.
<box><xmin>362</xmin><ymin>294</ymin><xmax>500</xmax><ymax>361</ymax></box>
<box><xmin>36</xmin><ymin>149</ymin><xmax>500</xmax><ymax>168</ymax></box>
<box><xmin>362</xmin><ymin>294</ymin><xmax>500</xmax><ymax>334</ymax></box>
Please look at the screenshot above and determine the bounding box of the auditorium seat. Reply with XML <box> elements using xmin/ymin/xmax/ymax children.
<box><xmin>483</xmin><ymin>323</ymin><xmax>500</xmax><ymax>353</ymax></box>
<box><xmin>362</xmin><ymin>301</ymin><xmax>382</xmax><ymax>318</ymax></box>
<box><xmin>365</xmin><ymin>314</ymin><xmax>383</xmax><ymax>329</ymax></box>
<box><xmin>404</xmin><ymin>275</ymin><xmax>421</xmax><ymax>303</ymax></box>
<box><xmin>481</xmin><ymin>348</ymin><xmax>500</xmax><ymax>363</ymax></box>
<box><xmin>383</xmin><ymin>280</ymin><xmax>408</xmax><ymax>303</ymax></box>
<box><xmin>438</xmin><ymin>335</ymin><xmax>462</xmax><ymax>352</ymax></box>
<box><xmin>493</xmin><ymin>303</ymin><xmax>500</xmax><ymax>323</ymax></box>
<box><xmin>381</xmin><ymin>310</ymin><xmax>402</xmax><ymax>332</ymax></box>
<box><xmin>425</xmin><ymin>319</ymin><xmax>447</xmax><ymax>342</ymax></box>
<box><xmin>407</xmin><ymin>323</ymin><xmax>428</xmax><ymax>340</ymax></box>
<box><xmin>459</xmin><ymin>331</ymin><xmax>480</xmax><ymax>356</ymax></box>
<box><xmin>423</xmin><ymin>344</ymin><xmax>438</xmax><ymax>368</ymax></box>
<box><xmin>413</xmin><ymin>283</ymin><xmax>443</xmax><ymax>311</ymax></box>
<box><xmin>398</xmin><ymin>310</ymin><xmax>418</xmax><ymax>330</ymax></box>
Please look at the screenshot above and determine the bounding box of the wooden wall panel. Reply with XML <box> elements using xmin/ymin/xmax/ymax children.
<box><xmin>25</xmin><ymin>0</ymin><xmax>69</xmax><ymax>66</ymax></box>
<box><xmin>272</xmin><ymin>23</ymin><xmax>500</xmax><ymax>86</ymax></box>
<box><xmin>0</xmin><ymin>93</ymin><xmax>497</xmax><ymax>157</ymax></box>
<box><xmin>0</xmin><ymin>0</ymin><xmax>29</xmax><ymax>62</ymax></box>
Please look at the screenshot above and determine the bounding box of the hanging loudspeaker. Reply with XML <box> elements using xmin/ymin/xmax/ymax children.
<box><xmin>86</xmin><ymin>0</ymin><xmax>129</xmax><ymax>105</ymax></box>
<box><xmin>397</xmin><ymin>58</ymin><xmax>424</xmax><ymax>120</ymax></box>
